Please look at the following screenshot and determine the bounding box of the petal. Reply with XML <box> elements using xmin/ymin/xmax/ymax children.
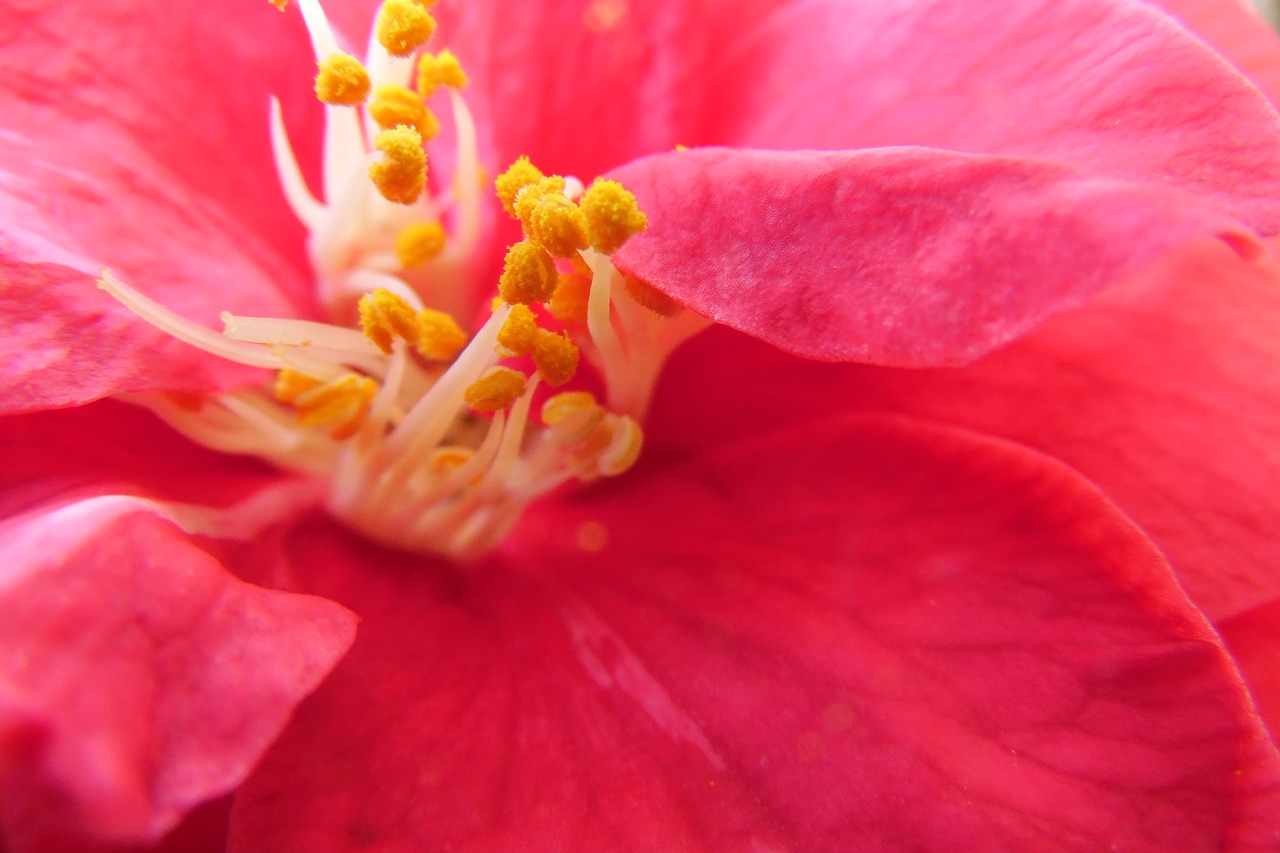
<box><xmin>611</xmin><ymin>147</ymin><xmax>1271</xmax><ymax>364</ymax></box>
<box><xmin>0</xmin><ymin>0</ymin><xmax>325</xmax><ymax>410</ymax></box>
<box><xmin>1218</xmin><ymin>597</ymin><xmax>1280</xmax><ymax>740</ymax></box>
<box><xmin>647</xmin><ymin>238</ymin><xmax>1280</xmax><ymax>624</ymax></box>
<box><xmin>1153</xmin><ymin>0</ymin><xmax>1280</xmax><ymax>105</ymax></box>
<box><xmin>0</xmin><ymin>499</ymin><xmax>356</xmax><ymax>850</ymax></box>
<box><xmin>228</xmin><ymin>417</ymin><xmax>1279</xmax><ymax>850</ymax></box>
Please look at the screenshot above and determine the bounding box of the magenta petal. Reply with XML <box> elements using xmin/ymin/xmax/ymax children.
<box><xmin>228</xmin><ymin>417</ymin><xmax>1279</xmax><ymax>850</ymax></box>
<box><xmin>0</xmin><ymin>500</ymin><xmax>355</xmax><ymax>851</ymax></box>
<box><xmin>612</xmin><ymin>147</ymin><xmax>1272</xmax><ymax>364</ymax></box>
<box><xmin>1153</xmin><ymin>0</ymin><xmax>1280</xmax><ymax>105</ymax></box>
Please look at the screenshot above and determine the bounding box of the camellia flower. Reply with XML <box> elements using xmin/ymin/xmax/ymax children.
<box><xmin>3</xmin><ymin>0</ymin><xmax>1280</xmax><ymax>850</ymax></box>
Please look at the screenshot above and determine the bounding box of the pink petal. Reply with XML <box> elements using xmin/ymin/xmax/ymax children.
<box><xmin>227</xmin><ymin>417</ymin><xmax>1279</xmax><ymax>850</ymax></box>
<box><xmin>1154</xmin><ymin>0</ymin><xmax>1280</xmax><ymax>105</ymax></box>
<box><xmin>647</xmin><ymin>238</ymin><xmax>1280</xmax><ymax>624</ymax></box>
<box><xmin>0</xmin><ymin>0</ymin><xmax>324</xmax><ymax>411</ymax></box>
<box><xmin>0</xmin><ymin>499</ymin><xmax>356</xmax><ymax>851</ymax></box>
<box><xmin>611</xmin><ymin>147</ymin><xmax>1272</xmax><ymax>364</ymax></box>
<box><xmin>1218</xmin><ymin>598</ymin><xmax>1280</xmax><ymax>740</ymax></box>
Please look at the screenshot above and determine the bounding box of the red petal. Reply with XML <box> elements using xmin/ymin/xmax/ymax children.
<box><xmin>648</xmin><ymin>239</ymin><xmax>1280</xmax><ymax>623</ymax></box>
<box><xmin>227</xmin><ymin>417</ymin><xmax>1279</xmax><ymax>850</ymax></box>
<box><xmin>1154</xmin><ymin>0</ymin><xmax>1280</xmax><ymax>105</ymax></box>
<box><xmin>611</xmin><ymin>147</ymin><xmax>1271</xmax><ymax>364</ymax></box>
<box><xmin>1218</xmin><ymin>597</ymin><xmax>1280</xmax><ymax>740</ymax></box>
<box><xmin>0</xmin><ymin>500</ymin><xmax>355</xmax><ymax>850</ymax></box>
<box><xmin>0</xmin><ymin>0</ymin><xmax>324</xmax><ymax>410</ymax></box>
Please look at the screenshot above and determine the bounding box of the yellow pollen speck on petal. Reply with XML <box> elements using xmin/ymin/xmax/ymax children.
<box><xmin>369</xmin><ymin>84</ymin><xmax>439</xmax><ymax>140</ymax></box>
<box><xmin>514</xmin><ymin>176</ymin><xmax>567</xmax><ymax>232</ymax></box>
<box><xmin>369</xmin><ymin>126</ymin><xmax>426</xmax><ymax>204</ymax></box>
<box><xmin>580</xmin><ymin>179</ymin><xmax>647</xmax><ymax>254</ymax></box>
<box><xmin>498</xmin><ymin>240</ymin><xmax>557</xmax><ymax>305</ymax></box>
<box><xmin>465</xmin><ymin>366</ymin><xmax>527</xmax><ymax>413</ymax></box>
<box><xmin>376</xmin><ymin>0</ymin><xmax>436</xmax><ymax>56</ymax></box>
<box><xmin>417</xmin><ymin>49</ymin><xmax>468</xmax><ymax>97</ymax></box>
<box><xmin>395</xmin><ymin>221</ymin><xmax>447</xmax><ymax>268</ymax></box>
<box><xmin>529</xmin><ymin>193</ymin><xmax>589</xmax><ymax>258</ymax></box>
<box><xmin>497</xmin><ymin>303</ymin><xmax>538</xmax><ymax>356</ymax></box>
<box><xmin>547</xmin><ymin>271</ymin><xmax>591</xmax><ymax>325</ymax></box>
<box><xmin>315</xmin><ymin>54</ymin><xmax>371</xmax><ymax>106</ymax></box>
<box><xmin>359</xmin><ymin>288</ymin><xmax>421</xmax><ymax>353</ymax></box>
<box><xmin>495</xmin><ymin>157</ymin><xmax>544</xmax><ymax>217</ymax></box>
<box><xmin>542</xmin><ymin>391</ymin><xmax>603</xmax><ymax>445</ymax></box>
<box><xmin>623</xmin><ymin>274</ymin><xmax>681</xmax><ymax>317</ymax></box>
<box><xmin>531</xmin><ymin>329</ymin><xmax>579</xmax><ymax>387</ymax></box>
<box><xmin>415</xmin><ymin>308</ymin><xmax>467</xmax><ymax>360</ymax></box>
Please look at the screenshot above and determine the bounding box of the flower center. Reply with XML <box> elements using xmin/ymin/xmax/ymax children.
<box><xmin>98</xmin><ymin>0</ymin><xmax>708</xmax><ymax>559</ymax></box>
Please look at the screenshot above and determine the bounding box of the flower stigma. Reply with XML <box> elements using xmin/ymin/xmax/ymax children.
<box><xmin>98</xmin><ymin>0</ymin><xmax>709</xmax><ymax>559</ymax></box>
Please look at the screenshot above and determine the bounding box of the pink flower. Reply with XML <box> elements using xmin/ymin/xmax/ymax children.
<box><xmin>2</xmin><ymin>0</ymin><xmax>1280</xmax><ymax>850</ymax></box>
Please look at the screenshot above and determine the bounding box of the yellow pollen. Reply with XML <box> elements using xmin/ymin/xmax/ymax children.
<box><xmin>580</xmin><ymin>179</ymin><xmax>648</xmax><ymax>254</ymax></box>
<box><xmin>375</xmin><ymin>0</ymin><xmax>437</xmax><ymax>57</ymax></box>
<box><xmin>496</xmin><ymin>303</ymin><xmax>538</xmax><ymax>356</ymax></box>
<box><xmin>415</xmin><ymin>308</ymin><xmax>468</xmax><ymax>361</ymax></box>
<box><xmin>529</xmin><ymin>193</ymin><xmax>589</xmax><ymax>258</ymax></box>
<box><xmin>359</xmin><ymin>288</ymin><xmax>421</xmax><ymax>353</ymax></box>
<box><xmin>623</xmin><ymin>274</ymin><xmax>681</xmax><ymax>317</ymax></box>
<box><xmin>541</xmin><ymin>391</ymin><xmax>604</xmax><ymax>444</ymax></box>
<box><xmin>495</xmin><ymin>156</ymin><xmax>544</xmax><ymax>217</ymax></box>
<box><xmin>369</xmin><ymin>126</ymin><xmax>426</xmax><ymax>204</ymax></box>
<box><xmin>274</xmin><ymin>370</ymin><xmax>378</xmax><ymax>440</ymax></box>
<box><xmin>498</xmin><ymin>240</ymin><xmax>557</xmax><ymax>305</ymax></box>
<box><xmin>429</xmin><ymin>446</ymin><xmax>474</xmax><ymax>474</ymax></box>
<box><xmin>315</xmin><ymin>54</ymin><xmax>371</xmax><ymax>106</ymax></box>
<box><xmin>465</xmin><ymin>366</ymin><xmax>527</xmax><ymax>413</ymax></box>
<box><xmin>514</xmin><ymin>176</ymin><xmax>567</xmax><ymax>231</ymax></box>
<box><xmin>369</xmin><ymin>84</ymin><xmax>440</xmax><ymax>140</ymax></box>
<box><xmin>395</xmin><ymin>221</ymin><xmax>448</xmax><ymax>268</ymax></box>
<box><xmin>598</xmin><ymin>415</ymin><xmax>644</xmax><ymax>476</ymax></box>
<box><xmin>268</xmin><ymin>0</ymin><xmax>289</xmax><ymax>9</ymax></box>
<box><xmin>547</xmin><ymin>271</ymin><xmax>591</xmax><ymax>325</ymax></box>
<box><xmin>530</xmin><ymin>329</ymin><xmax>579</xmax><ymax>387</ymax></box>
<box><xmin>417</xmin><ymin>49</ymin><xmax>469</xmax><ymax>97</ymax></box>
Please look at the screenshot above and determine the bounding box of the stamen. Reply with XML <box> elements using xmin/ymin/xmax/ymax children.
<box><xmin>359</xmin><ymin>288</ymin><xmax>421</xmax><ymax>353</ymax></box>
<box><xmin>375</xmin><ymin>0</ymin><xmax>437</xmax><ymax>57</ymax></box>
<box><xmin>513</xmin><ymin>176</ymin><xmax>567</xmax><ymax>232</ymax></box>
<box><xmin>542</xmin><ymin>391</ymin><xmax>604</xmax><ymax>445</ymax></box>
<box><xmin>529</xmin><ymin>192</ymin><xmax>589</xmax><ymax>258</ymax></box>
<box><xmin>580</xmin><ymin>179</ymin><xmax>648</xmax><ymax>253</ymax></box>
<box><xmin>598</xmin><ymin>415</ymin><xmax>643</xmax><ymax>476</ymax></box>
<box><xmin>495</xmin><ymin>156</ymin><xmax>543</xmax><ymax>216</ymax></box>
<box><xmin>395</xmin><ymin>221</ymin><xmax>447</xmax><ymax>268</ymax></box>
<box><xmin>623</xmin><ymin>274</ymin><xmax>682</xmax><ymax>317</ymax></box>
<box><xmin>275</xmin><ymin>370</ymin><xmax>378</xmax><ymax>439</ymax></box>
<box><xmin>414</xmin><ymin>308</ymin><xmax>467</xmax><ymax>360</ymax></box>
<box><xmin>498</xmin><ymin>240</ymin><xmax>557</xmax><ymax>305</ymax></box>
<box><xmin>269</xmin><ymin>0</ymin><xmax>289</xmax><ymax>9</ymax></box>
<box><xmin>496</xmin><ymin>304</ymin><xmax>538</xmax><ymax>357</ymax></box>
<box><xmin>369</xmin><ymin>126</ymin><xmax>426</xmax><ymax>204</ymax></box>
<box><xmin>465</xmin><ymin>366</ymin><xmax>527</xmax><ymax>413</ymax></box>
<box><xmin>417</xmin><ymin>49</ymin><xmax>469</xmax><ymax>97</ymax></box>
<box><xmin>315</xmin><ymin>54</ymin><xmax>372</xmax><ymax>105</ymax></box>
<box><xmin>530</xmin><ymin>329</ymin><xmax>579</xmax><ymax>387</ymax></box>
<box><xmin>369</xmin><ymin>84</ymin><xmax>440</xmax><ymax>140</ymax></box>
<box><xmin>547</xmin><ymin>270</ymin><xmax>591</xmax><ymax>325</ymax></box>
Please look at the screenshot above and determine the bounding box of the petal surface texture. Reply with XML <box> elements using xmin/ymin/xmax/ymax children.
<box><xmin>228</xmin><ymin>417</ymin><xmax>1280</xmax><ymax>851</ymax></box>
<box><xmin>0</xmin><ymin>499</ymin><xmax>356</xmax><ymax>850</ymax></box>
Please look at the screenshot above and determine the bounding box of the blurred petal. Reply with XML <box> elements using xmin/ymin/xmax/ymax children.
<box><xmin>1154</xmin><ymin>0</ymin><xmax>1280</xmax><ymax>104</ymax></box>
<box><xmin>228</xmin><ymin>417</ymin><xmax>1280</xmax><ymax>850</ymax></box>
<box><xmin>0</xmin><ymin>499</ymin><xmax>355</xmax><ymax>850</ymax></box>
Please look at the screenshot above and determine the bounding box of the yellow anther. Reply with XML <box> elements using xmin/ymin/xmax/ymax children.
<box><xmin>395</xmin><ymin>221</ymin><xmax>447</xmax><ymax>268</ymax></box>
<box><xmin>542</xmin><ymin>391</ymin><xmax>603</xmax><ymax>444</ymax></box>
<box><xmin>369</xmin><ymin>84</ymin><xmax>440</xmax><ymax>140</ymax></box>
<box><xmin>498</xmin><ymin>240</ymin><xmax>557</xmax><ymax>305</ymax></box>
<box><xmin>417</xmin><ymin>49</ymin><xmax>469</xmax><ymax>97</ymax></box>
<box><xmin>580</xmin><ymin>179</ymin><xmax>648</xmax><ymax>254</ymax></box>
<box><xmin>429</xmin><ymin>446</ymin><xmax>474</xmax><ymax>474</ymax></box>
<box><xmin>598</xmin><ymin>415</ymin><xmax>644</xmax><ymax>476</ymax></box>
<box><xmin>415</xmin><ymin>308</ymin><xmax>467</xmax><ymax>361</ymax></box>
<box><xmin>359</xmin><ymin>288</ymin><xmax>421</xmax><ymax>353</ymax></box>
<box><xmin>513</xmin><ymin>176</ymin><xmax>567</xmax><ymax>232</ymax></box>
<box><xmin>530</xmin><ymin>329</ymin><xmax>579</xmax><ymax>387</ymax></box>
<box><xmin>495</xmin><ymin>156</ymin><xmax>543</xmax><ymax>217</ymax></box>
<box><xmin>496</xmin><ymin>304</ymin><xmax>538</xmax><ymax>357</ymax></box>
<box><xmin>623</xmin><ymin>274</ymin><xmax>681</xmax><ymax>317</ymax></box>
<box><xmin>465</xmin><ymin>366</ymin><xmax>527</xmax><ymax>413</ymax></box>
<box><xmin>274</xmin><ymin>370</ymin><xmax>377</xmax><ymax>440</ymax></box>
<box><xmin>375</xmin><ymin>0</ymin><xmax>436</xmax><ymax>56</ymax></box>
<box><xmin>268</xmin><ymin>0</ymin><xmax>289</xmax><ymax>9</ymax></box>
<box><xmin>369</xmin><ymin>126</ymin><xmax>426</xmax><ymax>204</ymax></box>
<box><xmin>315</xmin><ymin>54</ymin><xmax>371</xmax><ymax>106</ymax></box>
<box><xmin>547</xmin><ymin>271</ymin><xmax>591</xmax><ymax>325</ymax></box>
<box><xmin>529</xmin><ymin>193</ymin><xmax>589</xmax><ymax>258</ymax></box>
